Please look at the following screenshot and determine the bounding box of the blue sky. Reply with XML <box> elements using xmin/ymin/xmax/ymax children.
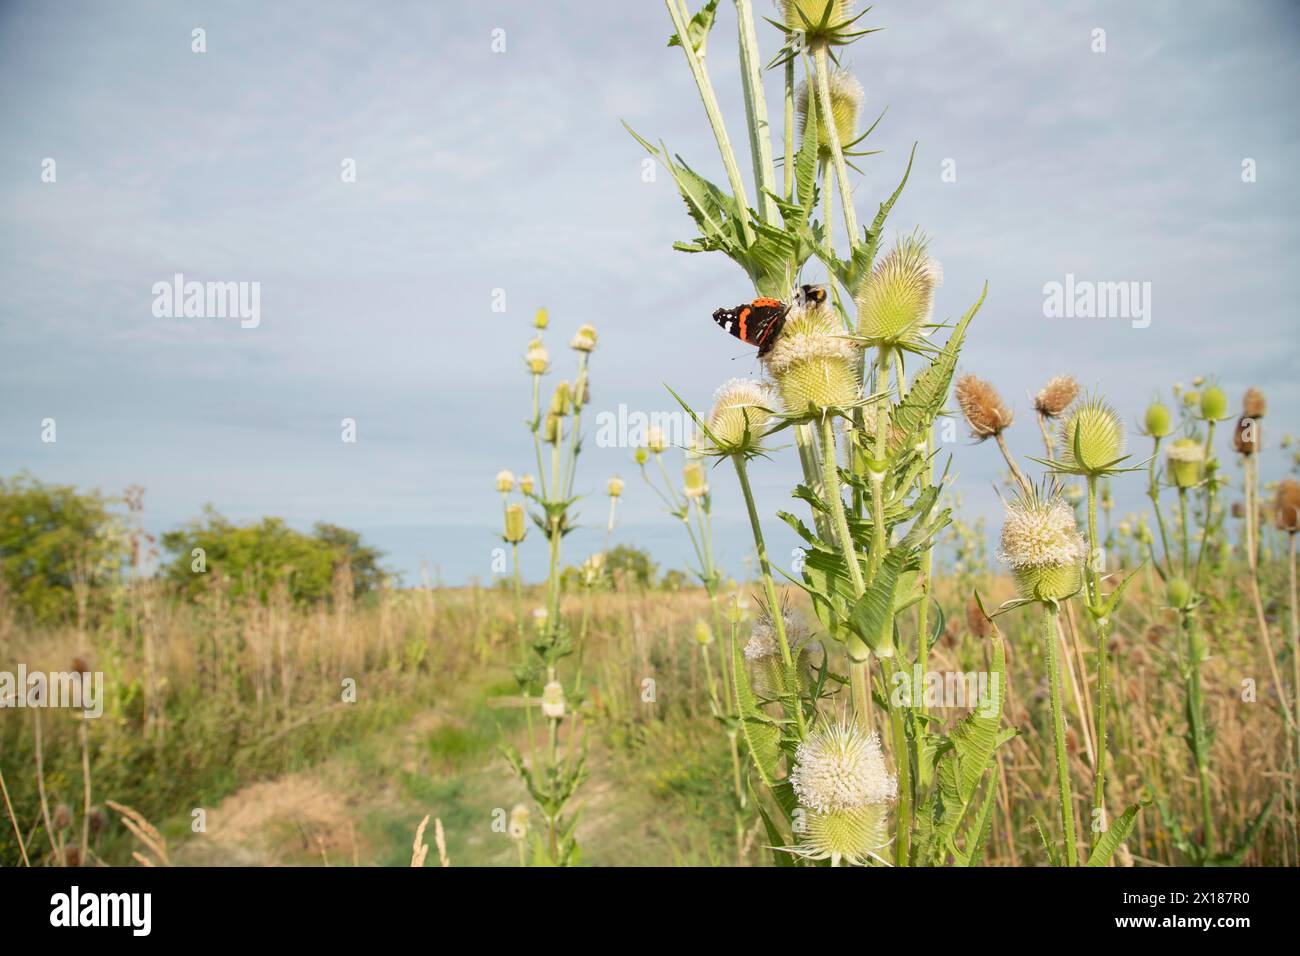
<box><xmin>2</xmin><ymin>1</ymin><xmax>1298</xmax><ymax>585</ymax></box>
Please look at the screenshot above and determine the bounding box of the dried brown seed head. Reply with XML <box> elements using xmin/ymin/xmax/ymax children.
<box><xmin>1033</xmin><ymin>375</ymin><xmax>1079</xmax><ymax>419</ymax></box>
<box><xmin>1276</xmin><ymin>478</ymin><xmax>1300</xmax><ymax>532</ymax></box>
<box><xmin>955</xmin><ymin>374</ymin><xmax>1013</xmax><ymax>440</ymax></box>
<box><xmin>1242</xmin><ymin>387</ymin><xmax>1267</xmax><ymax>419</ymax></box>
<box><xmin>1233</xmin><ymin>415</ymin><xmax>1259</xmax><ymax>456</ymax></box>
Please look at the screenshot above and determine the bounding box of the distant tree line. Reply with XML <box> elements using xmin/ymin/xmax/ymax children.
<box><xmin>0</xmin><ymin>473</ymin><xmax>385</xmax><ymax>625</ymax></box>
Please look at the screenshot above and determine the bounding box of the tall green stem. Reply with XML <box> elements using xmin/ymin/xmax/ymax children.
<box><xmin>1085</xmin><ymin>475</ymin><xmax>1109</xmax><ymax>849</ymax></box>
<box><xmin>1042</xmin><ymin>601</ymin><xmax>1079</xmax><ymax>866</ymax></box>
<box><xmin>813</xmin><ymin>46</ymin><xmax>860</xmax><ymax>264</ymax></box>
<box><xmin>733</xmin><ymin>455</ymin><xmax>807</xmax><ymax>737</ymax></box>
<box><xmin>734</xmin><ymin>0</ymin><xmax>777</xmax><ymax>226</ymax></box>
<box><xmin>664</xmin><ymin>0</ymin><xmax>756</xmax><ymax>248</ymax></box>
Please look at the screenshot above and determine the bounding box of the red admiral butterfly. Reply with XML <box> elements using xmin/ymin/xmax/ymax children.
<box><xmin>711</xmin><ymin>285</ymin><xmax>827</xmax><ymax>356</ymax></box>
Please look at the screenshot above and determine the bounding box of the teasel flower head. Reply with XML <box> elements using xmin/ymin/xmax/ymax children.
<box><xmin>525</xmin><ymin>340</ymin><xmax>549</xmax><ymax>375</ymax></box>
<box><xmin>788</xmin><ymin>722</ymin><xmax>897</xmax><ymax>866</ymax></box>
<box><xmin>540</xmin><ymin>680</ymin><xmax>566</xmax><ymax>720</ymax></box>
<box><xmin>533</xmin><ymin>307</ymin><xmax>549</xmax><ymax>330</ymax></box>
<box><xmin>1166</xmin><ymin>438</ymin><xmax>1205</xmax><ymax>489</ymax></box>
<box><xmin>998</xmin><ymin>491</ymin><xmax>1086</xmax><ymax>602</ymax></box>
<box><xmin>955</xmin><ymin>374</ymin><xmax>1013</xmax><ymax>440</ymax></box>
<box><xmin>1182</xmin><ymin>389</ymin><xmax>1200</xmax><ymax>410</ymax></box>
<box><xmin>533</xmin><ymin>607</ymin><xmax>548</xmax><ymax>629</ymax></box>
<box><xmin>519</xmin><ymin>473</ymin><xmax>536</xmax><ymax>495</ymax></box>
<box><xmin>580</xmin><ymin>551</ymin><xmax>606</xmax><ymax>587</ymax></box>
<box><xmin>543</xmin><ymin>412</ymin><xmax>561</xmax><ymax>445</ymax></box>
<box><xmin>508</xmin><ymin>803</ymin><xmax>530</xmax><ymax>841</ymax></box>
<box><xmin>570</xmin><ymin>323</ymin><xmax>597</xmax><ymax>353</ymax></box>
<box><xmin>1033</xmin><ymin>375</ymin><xmax>1079</xmax><ymax>419</ymax></box>
<box><xmin>606</xmin><ymin>476</ymin><xmax>624</xmax><ymax>498</ymax></box>
<box><xmin>706</xmin><ymin>378</ymin><xmax>777</xmax><ymax>456</ymax></box>
<box><xmin>796</xmin><ymin>71</ymin><xmax>863</xmax><ymax>158</ymax></box>
<box><xmin>503</xmin><ymin>503</ymin><xmax>527</xmax><ymax>544</ymax></box>
<box><xmin>1275</xmin><ymin>478</ymin><xmax>1300</xmax><ymax>533</ymax></box>
<box><xmin>1242</xmin><ymin>387</ymin><xmax>1267</xmax><ymax>419</ymax></box>
<box><xmin>645</xmin><ymin>425</ymin><xmax>669</xmax><ymax>455</ymax></box>
<box><xmin>745</xmin><ymin>604</ymin><xmax>813</xmax><ymax>697</ymax></box>
<box><xmin>1198</xmin><ymin>385</ymin><xmax>1230</xmax><ymax>422</ymax></box>
<box><xmin>1143</xmin><ymin>400</ymin><xmax>1173</xmax><ymax>438</ymax></box>
<box><xmin>495</xmin><ymin>469</ymin><xmax>515</xmax><ymax>494</ymax></box>
<box><xmin>682</xmin><ymin>460</ymin><xmax>709</xmax><ymax>499</ymax></box>
<box><xmin>1233</xmin><ymin>414</ymin><xmax>1259</xmax><ymax>456</ymax></box>
<box><xmin>1165</xmin><ymin>576</ymin><xmax>1192</xmax><ymax>610</ymax></box>
<box><xmin>776</xmin><ymin>0</ymin><xmax>867</xmax><ymax>49</ymax></box>
<box><xmin>693</xmin><ymin>620</ymin><xmax>713</xmax><ymax>646</ymax></box>
<box><xmin>1058</xmin><ymin>396</ymin><xmax>1126</xmax><ymax>476</ymax></box>
<box><xmin>52</xmin><ymin>804</ymin><xmax>73</xmax><ymax>831</ymax></box>
<box><xmin>762</xmin><ymin>304</ymin><xmax>861</xmax><ymax>418</ymax></box>
<box><xmin>855</xmin><ymin>234</ymin><xmax>943</xmax><ymax>348</ymax></box>
<box><xmin>549</xmin><ymin>381</ymin><xmax>572</xmax><ymax>417</ymax></box>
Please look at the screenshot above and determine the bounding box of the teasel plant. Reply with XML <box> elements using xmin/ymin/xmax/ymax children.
<box><xmin>1138</xmin><ymin>380</ymin><xmax>1275</xmax><ymax>864</ymax></box>
<box><xmin>643</xmin><ymin>0</ymin><xmax>1021</xmax><ymax>866</ymax></box>
<box><xmin>497</xmin><ymin>308</ymin><xmax>596</xmax><ymax>866</ymax></box>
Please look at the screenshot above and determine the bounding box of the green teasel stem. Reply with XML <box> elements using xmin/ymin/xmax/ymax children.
<box><xmin>1181</xmin><ymin>609</ymin><xmax>1215</xmax><ymax>852</ymax></box>
<box><xmin>820</xmin><ymin>415</ymin><xmax>866</xmax><ymax>597</ymax></box>
<box><xmin>783</xmin><ymin>58</ymin><xmax>795</xmax><ymax>202</ymax></box>
<box><xmin>1085</xmin><ymin>475</ymin><xmax>1110</xmax><ymax>850</ymax></box>
<box><xmin>813</xmin><ymin>46</ymin><xmax>861</xmax><ymax>261</ymax></box>
<box><xmin>868</xmin><ymin>350</ymin><xmax>891</xmax><ymax>583</ymax></box>
<box><xmin>1042</xmin><ymin>600</ymin><xmax>1079</xmax><ymax>866</ymax></box>
<box><xmin>1177</xmin><ymin>487</ymin><xmax>1191</xmax><ymax>577</ymax></box>
<box><xmin>732</xmin><ymin>453</ymin><xmax>807</xmax><ymax>738</ymax></box>
<box><xmin>1147</xmin><ymin>435</ymin><xmax>1173</xmax><ymax>577</ymax></box>
<box><xmin>734</xmin><ymin>0</ymin><xmax>778</xmax><ymax>226</ymax></box>
<box><xmin>881</xmin><ymin>655</ymin><xmax>913</xmax><ymax>865</ymax></box>
<box><xmin>664</xmin><ymin>0</ymin><xmax>756</xmax><ymax>248</ymax></box>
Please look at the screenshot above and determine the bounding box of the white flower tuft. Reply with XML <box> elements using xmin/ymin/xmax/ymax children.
<box><xmin>790</xmin><ymin>722</ymin><xmax>897</xmax><ymax>814</ymax></box>
<box><xmin>997</xmin><ymin>496</ymin><xmax>1086</xmax><ymax>570</ymax></box>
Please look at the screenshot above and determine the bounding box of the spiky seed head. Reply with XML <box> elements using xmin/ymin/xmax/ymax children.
<box><xmin>508</xmin><ymin>803</ymin><xmax>530</xmax><ymax>840</ymax></box>
<box><xmin>540</xmin><ymin>680</ymin><xmax>566</xmax><ymax>719</ymax></box>
<box><xmin>1166</xmin><ymin>576</ymin><xmax>1192</xmax><ymax>610</ymax></box>
<box><xmin>855</xmin><ymin>235</ymin><xmax>943</xmax><ymax>347</ymax></box>
<box><xmin>1143</xmin><ymin>400</ymin><xmax>1173</xmax><ymax>438</ymax></box>
<box><xmin>1166</xmin><ymin>438</ymin><xmax>1205</xmax><ymax>489</ymax></box>
<box><xmin>533</xmin><ymin>607</ymin><xmax>548</xmax><ymax>628</ymax></box>
<box><xmin>1234</xmin><ymin>415</ymin><xmax>1259</xmax><ymax>456</ymax></box>
<box><xmin>706</xmin><ymin>378</ymin><xmax>777</xmax><ymax>455</ymax></box>
<box><xmin>543</xmin><ymin>412</ymin><xmax>561</xmax><ymax>445</ymax></box>
<box><xmin>796</xmin><ymin>71</ymin><xmax>864</xmax><ymax>155</ymax></box>
<box><xmin>504</xmin><ymin>503</ymin><xmax>527</xmax><ymax>544</ymax></box>
<box><xmin>780</xmin><ymin>0</ymin><xmax>856</xmax><ymax>43</ymax></box>
<box><xmin>533</xmin><ymin>308</ymin><xmax>549</xmax><ymax>330</ymax></box>
<box><xmin>1276</xmin><ymin>478</ymin><xmax>1300</xmax><ymax>533</ymax></box>
<box><xmin>1199</xmin><ymin>385</ymin><xmax>1229</xmax><ymax>421</ymax></box>
<box><xmin>570</xmin><ymin>323</ymin><xmax>597</xmax><ymax>352</ymax></box>
<box><xmin>495</xmin><ymin>469</ymin><xmax>515</xmax><ymax>493</ymax></box>
<box><xmin>1182</xmin><ymin>389</ymin><xmax>1200</xmax><ymax>409</ymax></box>
<box><xmin>634</xmin><ymin>447</ymin><xmax>649</xmax><ymax>465</ymax></box>
<box><xmin>645</xmin><ymin>426</ymin><xmax>669</xmax><ymax>455</ymax></box>
<box><xmin>519</xmin><ymin>473</ymin><xmax>536</xmax><ymax>495</ymax></box>
<box><xmin>1033</xmin><ymin>375</ymin><xmax>1079</xmax><ymax>419</ymax></box>
<box><xmin>581</xmin><ymin>552</ymin><xmax>606</xmax><ymax>587</ymax></box>
<box><xmin>693</xmin><ymin>620</ymin><xmax>713</xmax><ymax>646</ymax></box>
<box><xmin>525</xmin><ymin>342</ymin><xmax>549</xmax><ymax>375</ymax></box>
<box><xmin>791</xmin><ymin>722</ymin><xmax>897</xmax><ymax>812</ymax></box>
<box><xmin>550</xmin><ymin>381</ymin><xmax>572</xmax><ymax>416</ymax></box>
<box><xmin>606</xmin><ymin>476</ymin><xmax>624</xmax><ymax>498</ymax></box>
<box><xmin>1059</xmin><ymin>398</ymin><xmax>1125</xmax><ymax>474</ymax></box>
<box><xmin>743</xmin><ymin>606</ymin><xmax>809</xmax><ymax>662</ymax></box>
<box><xmin>955</xmin><ymin>374</ymin><xmax>1013</xmax><ymax>440</ymax></box>
<box><xmin>52</xmin><ymin>804</ymin><xmax>73</xmax><ymax>831</ymax></box>
<box><xmin>998</xmin><ymin>494</ymin><xmax>1086</xmax><ymax>601</ymax></box>
<box><xmin>1243</xmin><ymin>387</ymin><xmax>1267</xmax><ymax>419</ymax></box>
<box><xmin>682</xmin><ymin>461</ymin><xmax>708</xmax><ymax>499</ymax></box>
<box><xmin>763</xmin><ymin>305</ymin><xmax>861</xmax><ymax>417</ymax></box>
